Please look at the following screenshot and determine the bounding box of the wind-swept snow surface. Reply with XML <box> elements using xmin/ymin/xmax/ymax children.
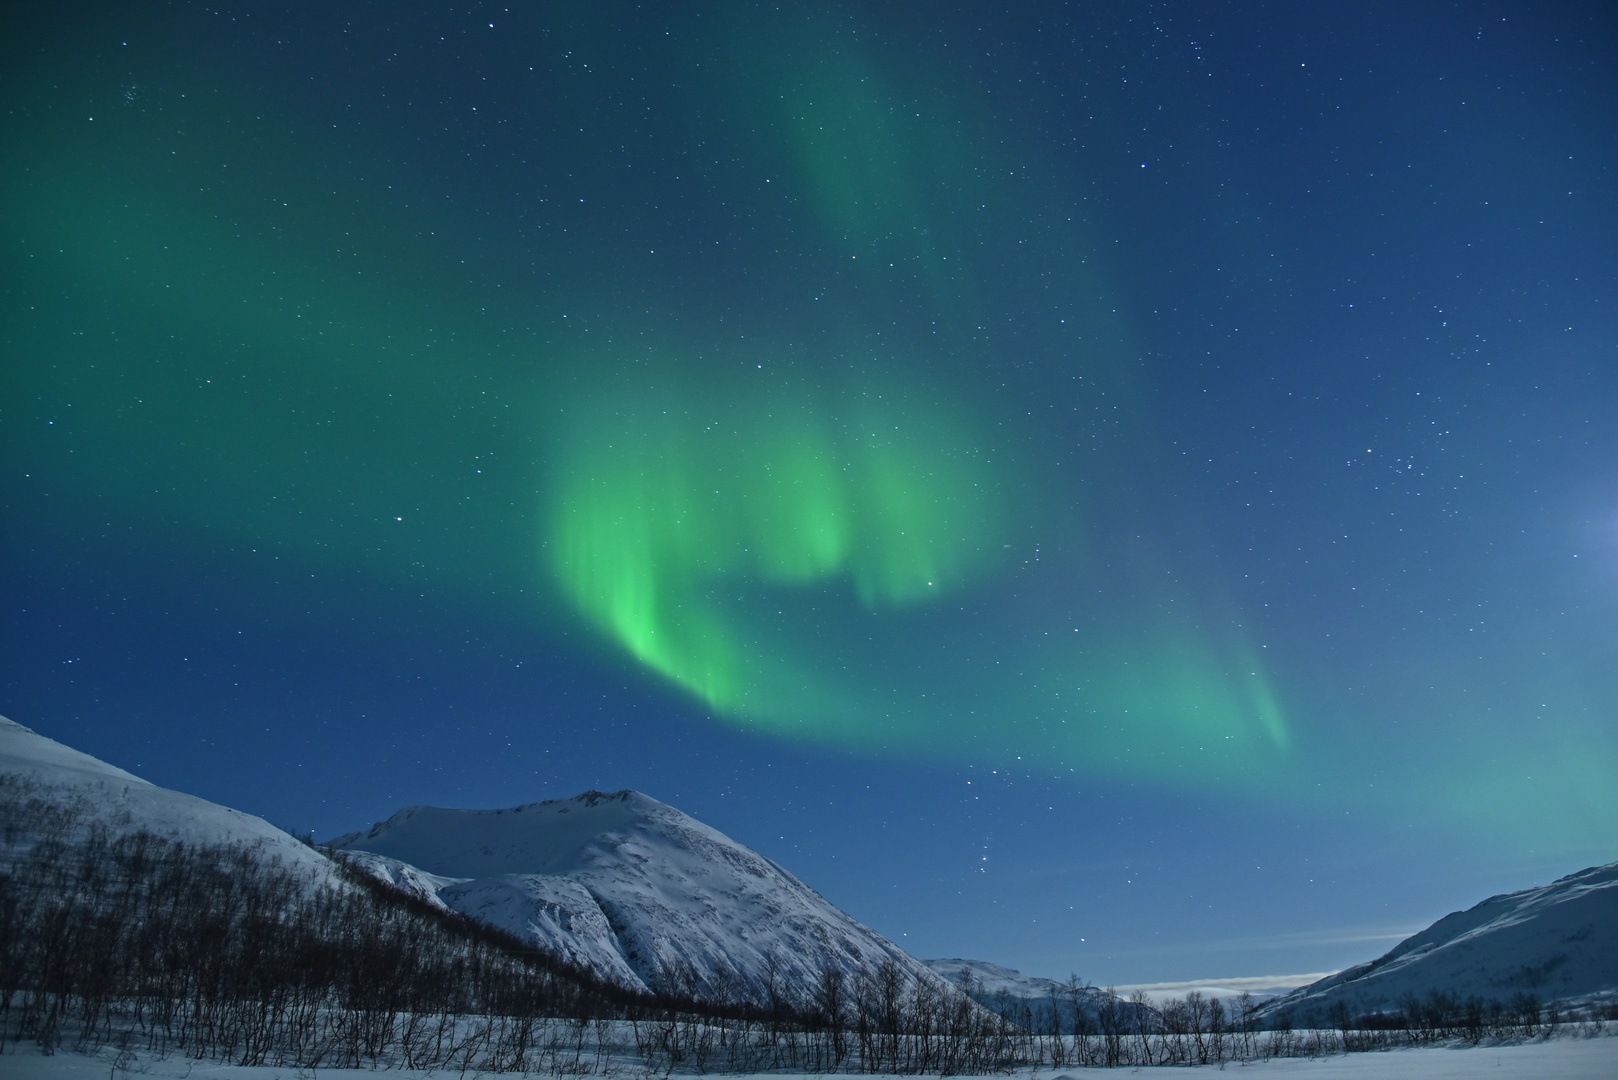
<box><xmin>4</xmin><ymin>1031</ymin><xmax>1616</xmax><ymax>1079</ymax></box>
<box><xmin>1264</xmin><ymin>861</ymin><xmax>1618</xmax><ymax>1019</ymax></box>
<box><xmin>330</xmin><ymin>789</ymin><xmax>936</xmax><ymax>998</ymax></box>
<box><xmin>0</xmin><ymin>715</ymin><xmax>334</xmax><ymax>881</ymax></box>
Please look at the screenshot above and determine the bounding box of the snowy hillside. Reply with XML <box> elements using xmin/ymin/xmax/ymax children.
<box><xmin>0</xmin><ymin>715</ymin><xmax>334</xmax><ymax>882</ymax></box>
<box><xmin>330</xmin><ymin>789</ymin><xmax>939</xmax><ymax>1000</ymax></box>
<box><xmin>1263</xmin><ymin>861</ymin><xmax>1618</xmax><ymax>1020</ymax></box>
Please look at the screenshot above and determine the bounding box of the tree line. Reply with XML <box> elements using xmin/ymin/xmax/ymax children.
<box><xmin>954</xmin><ymin>973</ymin><xmax>1614</xmax><ymax>1068</ymax></box>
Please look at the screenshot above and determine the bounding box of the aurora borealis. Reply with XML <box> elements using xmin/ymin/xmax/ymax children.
<box><xmin>4</xmin><ymin>1</ymin><xmax>1616</xmax><ymax>989</ymax></box>
<box><xmin>548</xmin><ymin>374</ymin><xmax>1289</xmax><ymax>765</ymax></box>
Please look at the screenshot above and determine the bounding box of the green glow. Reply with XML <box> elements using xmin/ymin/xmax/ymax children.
<box><xmin>549</xmin><ymin>381</ymin><xmax>1007</xmax><ymax>715</ymax></box>
<box><xmin>537</xmin><ymin>353</ymin><xmax>1297</xmax><ymax>791</ymax></box>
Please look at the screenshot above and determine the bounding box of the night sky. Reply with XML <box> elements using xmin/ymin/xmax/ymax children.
<box><xmin>3</xmin><ymin>1</ymin><xmax>1616</xmax><ymax>995</ymax></box>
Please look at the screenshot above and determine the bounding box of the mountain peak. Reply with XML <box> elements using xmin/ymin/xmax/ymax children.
<box><xmin>331</xmin><ymin>786</ymin><xmax>932</xmax><ymax>1000</ymax></box>
<box><xmin>329</xmin><ymin>787</ymin><xmax>737</xmax><ymax>880</ymax></box>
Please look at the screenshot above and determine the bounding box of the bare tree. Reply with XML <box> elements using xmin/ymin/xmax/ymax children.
<box><xmin>1130</xmin><ymin>989</ymin><xmax>1156</xmax><ymax>1066</ymax></box>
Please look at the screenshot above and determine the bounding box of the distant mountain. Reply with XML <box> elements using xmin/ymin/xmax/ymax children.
<box><xmin>922</xmin><ymin>958</ymin><xmax>1129</xmax><ymax>1025</ymax></box>
<box><xmin>1262</xmin><ymin>862</ymin><xmax>1618</xmax><ymax>1021</ymax></box>
<box><xmin>329</xmin><ymin>790</ymin><xmax>939</xmax><ymax>1002</ymax></box>
<box><xmin>924</xmin><ymin>957</ymin><xmax>1078</xmax><ymax>1001</ymax></box>
<box><xmin>0</xmin><ymin>715</ymin><xmax>333</xmax><ymax>883</ymax></box>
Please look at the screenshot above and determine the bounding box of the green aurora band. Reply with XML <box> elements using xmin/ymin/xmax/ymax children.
<box><xmin>544</xmin><ymin>372</ymin><xmax>1290</xmax><ymax>769</ymax></box>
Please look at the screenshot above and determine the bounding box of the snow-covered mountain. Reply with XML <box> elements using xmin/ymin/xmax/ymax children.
<box><xmin>329</xmin><ymin>790</ymin><xmax>939</xmax><ymax>1001</ymax></box>
<box><xmin>0</xmin><ymin>715</ymin><xmax>334</xmax><ymax>883</ymax></box>
<box><xmin>1262</xmin><ymin>861</ymin><xmax>1618</xmax><ymax>1020</ymax></box>
<box><xmin>0</xmin><ymin>715</ymin><xmax>940</xmax><ymax>1007</ymax></box>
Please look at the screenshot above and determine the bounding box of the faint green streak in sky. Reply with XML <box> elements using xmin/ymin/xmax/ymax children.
<box><xmin>715</xmin><ymin>8</ymin><xmax>998</xmax><ymax>324</ymax></box>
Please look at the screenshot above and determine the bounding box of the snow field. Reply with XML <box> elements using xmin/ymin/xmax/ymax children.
<box><xmin>2</xmin><ymin>1027</ymin><xmax>1615</xmax><ymax>1080</ymax></box>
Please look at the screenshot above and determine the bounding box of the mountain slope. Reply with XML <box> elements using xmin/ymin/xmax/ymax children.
<box><xmin>1263</xmin><ymin>861</ymin><xmax>1618</xmax><ymax>1020</ymax></box>
<box><xmin>0</xmin><ymin>715</ymin><xmax>333</xmax><ymax>882</ymax></box>
<box><xmin>330</xmin><ymin>789</ymin><xmax>937</xmax><ymax>1000</ymax></box>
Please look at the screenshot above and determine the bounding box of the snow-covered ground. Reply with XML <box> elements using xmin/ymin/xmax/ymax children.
<box><xmin>331</xmin><ymin>790</ymin><xmax>939</xmax><ymax>999</ymax></box>
<box><xmin>3</xmin><ymin>1032</ymin><xmax>1614</xmax><ymax>1079</ymax></box>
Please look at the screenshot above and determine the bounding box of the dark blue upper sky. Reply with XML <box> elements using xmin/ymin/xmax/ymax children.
<box><xmin>3</xmin><ymin>0</ymin><xmax>1615</xmax><ymax>991</ymax></box>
